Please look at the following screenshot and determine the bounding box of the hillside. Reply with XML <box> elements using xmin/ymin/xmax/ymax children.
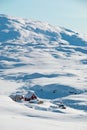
<box><xmin>0</xmin><ymin>14</ymin><xmax>87</xmax><ymax>130</ymax></box>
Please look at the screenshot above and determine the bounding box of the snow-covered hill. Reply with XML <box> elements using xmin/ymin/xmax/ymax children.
<box><xmin>0</xmin><ymin>14</ymin><xmax>87</xmax><ymax>130</ymax></box>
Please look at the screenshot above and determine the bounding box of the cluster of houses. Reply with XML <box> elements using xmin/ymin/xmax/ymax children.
<box><xmin>10</xmin><ymin>90</ymin><xmax>66</xmax><ymax>109</ymax></box>
<box><xmin>10</xmin><ymin>90</ymin><xmax>38</xmax><ymax>103</ymax></box>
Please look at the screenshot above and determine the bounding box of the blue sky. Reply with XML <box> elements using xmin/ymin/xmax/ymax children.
<box><xmin>0</xmin><ymin>0</ymin><xmax>87</xmax><ymax>34</ymax></box>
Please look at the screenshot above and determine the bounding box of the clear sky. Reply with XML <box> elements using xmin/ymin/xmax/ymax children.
<box><xmin>0</xmin><ymin>0</ymin><xmax>87</xmax><ymax>34</ymax></box>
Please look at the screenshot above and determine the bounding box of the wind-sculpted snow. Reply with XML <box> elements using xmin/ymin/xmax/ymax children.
<box><xmin>0</xmin><ymin>14</ymin><xmax>87</xmax><ymax>114</ymax></box>
<box><xmin>0</xmin><ymin>14</ymin><xmax>87</xmax><ymax>130</ymax></box>
<box><xmin>60</xmin><ymin>32</ymin><xmax>87</xmax><ymax>46</ymax></box>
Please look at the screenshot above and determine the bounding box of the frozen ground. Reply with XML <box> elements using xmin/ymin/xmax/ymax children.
<box><xmin>0</xmin><ymin>14</ymin><xmax>87</xmax><ymax>130</ymax></box>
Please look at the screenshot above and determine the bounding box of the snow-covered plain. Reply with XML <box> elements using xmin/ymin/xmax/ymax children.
<box><xmin>0</xmin><ymin>14</ymin><xmax>87</xmax><ymax>130</ymax></box>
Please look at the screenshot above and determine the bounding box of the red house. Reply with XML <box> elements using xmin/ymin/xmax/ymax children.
<box><xmin>24</xmin><ymin>91</ymin><xmax>37</xmax><ymax>101</ymax></box>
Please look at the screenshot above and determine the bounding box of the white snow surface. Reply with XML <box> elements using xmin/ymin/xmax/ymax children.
<box><xmin>0</xmin><ymin>14</ymin><xmax>87</xmax><ymax>130</ymax></box>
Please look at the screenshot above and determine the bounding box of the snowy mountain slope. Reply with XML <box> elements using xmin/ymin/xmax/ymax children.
<box><xmin>0</xmin><ymin>95</ymin><xmax>87</xmax><ymax>130</ymax></box>
<box><xmin>0</xmin><ymin>14</ymin><xmax>87</xmax><ymax>130</ymax></box>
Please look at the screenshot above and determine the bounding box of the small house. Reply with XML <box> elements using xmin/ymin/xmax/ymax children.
<box><xmin>10</xmin><ymin>94</ymin><xmax>23</xmax><ymax>102</ymax></box>
<box><xmin>24</xmin><ymin>91</ymin><xmax>37</xmax><ymax>101</ymax></box>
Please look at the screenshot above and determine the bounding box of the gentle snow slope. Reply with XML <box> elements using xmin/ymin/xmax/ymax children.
<box><xmin>0</xmin><ymin>95</ymin><xmax>87</xmax><ymax>130</ymax></box>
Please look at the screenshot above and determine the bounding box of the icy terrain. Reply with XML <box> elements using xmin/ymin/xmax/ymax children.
<box><xmin>0</xmin><ymin>14</ymin><xmax>87</xmax><ymax>130</ymax></box>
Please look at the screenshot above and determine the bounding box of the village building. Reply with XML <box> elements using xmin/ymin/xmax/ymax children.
<box><xmin>10</xmin><ymin>94</ymin><xmax>23</xmax><ymax>102</ymax></box>
<box><xmin>10</xmin><ymin>90</ymin><xmax>38</xmax><ymax>103</ymax></box>
<box><xmin>24</xmin><ymin>91</ymin><xmax>37</xmax><ymax>101</ymax></box>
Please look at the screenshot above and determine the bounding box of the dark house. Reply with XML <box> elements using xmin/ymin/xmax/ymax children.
<box><xmin>24</xmin><ymin>91</ymin><xmax>37</xmax><ymax>101</ymax></box>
